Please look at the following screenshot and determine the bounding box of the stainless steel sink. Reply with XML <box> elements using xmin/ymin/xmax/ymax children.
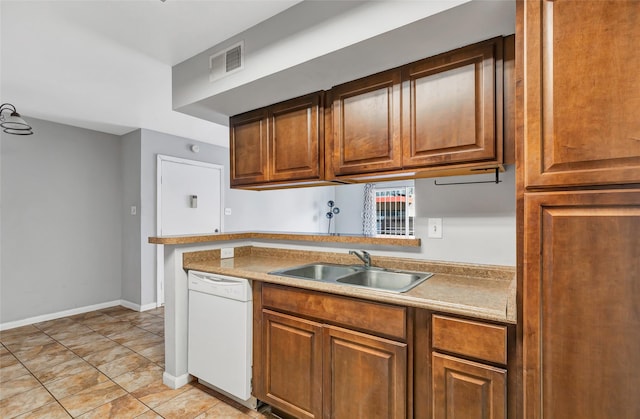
<box><xmin>269</xmin><ymin>263</ymin><xmax>432</xmax><ymax>293</ymax></box>
<box><xmin>336</xmin><ymin>269</ymin><xmax>432</xmax><ymax>293</ymax></box>
<box><xmin>269</xmin><ymin>263</ymin><xmax>360</xmax><ymax>281</ymax></box>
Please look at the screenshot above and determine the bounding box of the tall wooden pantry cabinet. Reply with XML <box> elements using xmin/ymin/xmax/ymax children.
<box><xmin>518</xmin><ymin>1</ymin><xmax>640</xmax><ymax>418</ymax></box>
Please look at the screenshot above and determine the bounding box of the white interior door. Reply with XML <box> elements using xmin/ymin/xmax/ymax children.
<box><xmin>160</xmin><ymin>160</ymin><xmax>222</xmax><ymax>235</ymax></box>
<box><xmin>156</xmin><ymin>155</ymin><xmax>223</xmax><ymax>305</ymax></box>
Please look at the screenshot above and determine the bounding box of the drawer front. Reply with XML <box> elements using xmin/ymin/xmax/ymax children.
<box><xmin>262</xmin><ymin>284</ymin><xmax>407</xmax><ymax>341</ymax></box>
<box><xmin>432</xmin><ymin>315</ymin><xmax>507</xmax><ymax>365</ymax></box>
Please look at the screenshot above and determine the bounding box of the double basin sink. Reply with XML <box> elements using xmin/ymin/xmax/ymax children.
<box><xmin>269</xmin><ymin>263</ymin><xmax>433</xmax><ymax>293</ymax></box>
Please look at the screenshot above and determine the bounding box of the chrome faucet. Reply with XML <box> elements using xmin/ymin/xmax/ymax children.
<box><xmin>349</xmin><ymin>250</ymin><xmax>371</xmax><ymax>268</ymax></box>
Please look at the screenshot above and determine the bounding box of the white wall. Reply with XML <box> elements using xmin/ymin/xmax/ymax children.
<box><xmin>0</xmin><ymin>118</ymin><xmax>123</xmax><ymax>324</ymax></box>
<box><xmin>333</xmin><ymin>168</ymin><xmax>516</xmax><ymax>266</ymax></box>
<box><xmin>413</xmin><ymin>166</ymin><xmax>516</xmax><ymax>265</ymax></box>
<box><xmin>225</xmin><ymin>186</ymin><xmax>335</xmax><ymax>233</ymax></box>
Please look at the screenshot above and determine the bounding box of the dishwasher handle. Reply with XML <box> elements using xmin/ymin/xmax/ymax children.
<box><xmin>190</xmin><ymin>272</ymin><xmax>244</xmax><ymax>285</ymax></box>
<box><xmin>188</xmin><ymin>270</ymin><xmax>252</xmax><ymax>301</ymax></box>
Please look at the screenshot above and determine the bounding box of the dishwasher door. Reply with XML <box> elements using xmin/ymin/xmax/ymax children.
<box><xmin>187</xmin><ymin>271</ymin><xmax>252</xmax><ymax>401</ymax></box>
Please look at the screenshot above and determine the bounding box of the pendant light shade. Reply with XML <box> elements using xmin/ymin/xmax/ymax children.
<box><xmin>0</xmin><ymin>103</ymin><xmax>33</xmax><ymax>135</ymax></box>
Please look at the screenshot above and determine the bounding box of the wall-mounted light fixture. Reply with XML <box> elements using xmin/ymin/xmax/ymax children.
<box><xmin>0</xmin><ymin>103</ymin><xmax>33</xmax><ymax>135</ymax></box>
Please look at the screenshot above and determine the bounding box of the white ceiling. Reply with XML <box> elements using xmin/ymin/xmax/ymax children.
<box><xmin>0</xmin><ymin>0</ymin><xmax>303</xmax><ymax>146</ymax></box>
<box><xmin>1</xmin><ymin>0</ymin><xmax>515</xmax><ymax>149</ymax></box>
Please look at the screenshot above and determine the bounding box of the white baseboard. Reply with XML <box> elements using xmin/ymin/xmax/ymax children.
<box><xmin>163</xmin><ymin>372</ymin><xmax>193</xmax><ymax>389</ymax></box>
<box><xmin>120</xmin><ymin>300</ymin><xmax>158</xmax><ymax>312</ymax></box>
<box><xmin>0</xmin><ymin>300</ymin><xmax>121</xmax><ymax>331</ymax></box>
<box><xmin>0</xmin><ymin>299</ymin><xmax>160</xmax><ymax>331</ymax></box>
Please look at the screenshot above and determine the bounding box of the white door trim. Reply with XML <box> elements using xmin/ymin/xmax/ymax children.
<box><xmin>156</xmin><ymin>154</ymin><xmax>225</xmax><ymax>306</ymax></box>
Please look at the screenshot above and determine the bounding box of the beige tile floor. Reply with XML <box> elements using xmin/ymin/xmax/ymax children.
<box><xmin>0</xmin><ymin>306</ymin><xmax>273</xmax><ymax>418</ymax></box>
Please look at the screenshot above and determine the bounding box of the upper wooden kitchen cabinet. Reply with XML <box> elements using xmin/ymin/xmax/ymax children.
<box><xmin>327</xmin><ymin>36</ymin><xmax>510</xmax><ymax>180</ymax></box>
<box><xmin>229</xmin><ymin>108</ymin><xmax>269</xmax><ymax>185</ymax></box>
<box><xmin>229</xmin><ymin>92</ymin><xmax>323</xmax><ymax>187</ymax></box>
<box><xmin>402</xmin><ymin>37</ymin><xmax>503</xmax><ymax>168</ymax></box>
<box><xmin>328</xmin><ymin>69</ymin><xmax>403</xmax><ymax>176</ymax></box>
<box><xmin>522</xmin><ymin>0</ymin><xmax>640</xmax><ymax>188</ymax></box>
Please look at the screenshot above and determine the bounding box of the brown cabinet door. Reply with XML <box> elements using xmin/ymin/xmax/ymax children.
<box><xmin>330</xmin><ymin>70</ymin><xmax>403</xmax><ymax>175</ymax></box>
<box><xmin>323</xmin><ymin>325</ymin><xmax>407</xmax><ymax>419</ymax></box>
<box><xmin>432</xmin><ymin>352</ymin><xmax>506</xmax><ymax>419</ymax></box>
<box><xmin>269</xmin><ymin>93</ymin><xmax>323</xmax><ymax>182</ymax></box>
<box><xmin>523</xmin><ymin>0</ymin><xmax>640</xmax><ymax>188</ymax></box>
<box><xmin>229</xmin><ymin>108</ymin><xmax>269</xmax><ymax>186</ymax></box>
<box><xmin>523</xmin><ymin>190</ymin><xmax>640</xmax><ymax>418</ymax></box>
<box><xmin>402</xmin><ymin>38</ymin><xmax>500</xmax><ymax>168</ymax></box>
<box><xmin>261</xmin><ymin>309</ymin><xmax>323</xmax><ymax>419</ymax></box>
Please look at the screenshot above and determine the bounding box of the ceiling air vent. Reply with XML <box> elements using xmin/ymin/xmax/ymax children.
<box><xmin>209</xmin><ymin>41</ymin><xmax>244</xmax><ymax>82</ymax></box>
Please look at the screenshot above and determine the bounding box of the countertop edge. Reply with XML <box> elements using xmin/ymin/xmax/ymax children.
<box><xmin>149</xmin><ymin>231</ymin><xmax>421</xmax><ymax>247</ymax></box>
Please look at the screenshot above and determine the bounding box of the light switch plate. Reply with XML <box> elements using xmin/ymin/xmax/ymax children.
<box><xmin>427</xmin><ymin>218</ymin><xmax>443</xmax><ymax>239</ymax></box>
<box><xmin>220</xmin><ymin>248</ymin><xmax>234</xmax><ymax>259</ymax></box>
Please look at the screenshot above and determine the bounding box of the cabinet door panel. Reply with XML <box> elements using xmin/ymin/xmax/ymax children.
<box><xmin>524</xmin><ymin>0</ymin><xmax>640</xmax><ymax>188</ymax></box>
<box><xmin>270</xmin><ymin>93</ymin><xmax>322</xmax><ymax>182</ymax></box>
<box><xmin>331</xmin><ymin>70</ymin><xmax>402</xmax><ymax>175</ymax></box>
<box><xmin>230</xmin><ymin>109</ymin><xmax>269</xmax><ymax>186</ymax></box>
<box><xmin>403</xmin><ymin>39</ymin><xmax>499</xmax><ymax>167</ymax></box>
<box><xmin>524</xmin><ymin>190</ymin><xmax>640</xmax><ymax>418</ymax></box>
<box><xmin>262</xmin><ymin>310</ymin><xmax>323</xmax><ymax>419</ymax></box>
<box><xmin>432</xmin><ymin>352</ymin><xmax>506</xmax><ymax>419</ymax></box>
<box><xmin>323</xmin><ymin>325</ymin><xmax>407</xmax><ymax>419</ymax></box>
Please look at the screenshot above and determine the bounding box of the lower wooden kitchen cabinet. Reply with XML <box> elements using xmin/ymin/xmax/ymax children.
<box><xmin>261</xmin><ymin>310</ymin><xmax>323</xmax><ymax>419</ymax></box>
<box><xmin>324</xmin><ymin>325</ymin><xmax>407</xmax><ymax>419</ymax></box>
<box><xmin>413</xmin><ymin>311</ymin><xmax>514</xmax><ymax>419</ymax></box>
<box><xmin>253</xmin><ymin>283</ymin><xmax>408</xmax><ymax>419</ymax></box>
<box><xmin>432</xmin><ymin>353</ymin><xmax>506</xmax><ymax>419</ymax></box>
<box><xmin>430</xmin><ymin>315</ymin><xmax>509</xmax><ymax>419</ymax></box>
<box><xmin>253</xmin><ymin>283</ymin><xmax>515</xmax><ymax>419</ymax></box>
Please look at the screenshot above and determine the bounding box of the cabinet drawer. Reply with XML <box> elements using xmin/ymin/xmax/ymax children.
<box><xmin>262</xmin><ymin>284</ymin><xmax>406</xmax><ymax>341</ymax></box>
<box><xmin>432</xmin><ymin>315</ymin><xmax>507</xmax><ymax>365</ymax></box>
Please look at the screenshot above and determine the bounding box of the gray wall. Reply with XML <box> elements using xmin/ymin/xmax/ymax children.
<box><xmin>0</xmin><ymin>118</ymin><xmax>123</xmax><ymax>323</ymax></box>
<box><xmin>139</xmin><ymin>129</ymin><xmax>229</xmax><ymax>306</ymax></box>
<box><xmin>136</xmin><ymin>129</ymin><xmax>335</xmax><ymax>306</ymax></box>
<box><xmin>121</xmin><ymin>130</ymin><xmax>142</xmax><ymax>304</ymax></box>
<box><xmin>0</xmin><ymin>117</ymin><xmax>515</xmax><ymax>325</ymax></box>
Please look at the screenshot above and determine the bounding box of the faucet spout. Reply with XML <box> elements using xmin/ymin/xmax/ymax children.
<box><xmin>349</xmin><ymin>250</ymin><xmax>371</xmax><ymax>268</ymax></box>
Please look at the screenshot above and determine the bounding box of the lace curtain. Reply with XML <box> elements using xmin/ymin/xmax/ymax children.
<box><xmin>362</xmin><ymin>183</ymin><xmax>376</xmax><ymax>236</ymax></box>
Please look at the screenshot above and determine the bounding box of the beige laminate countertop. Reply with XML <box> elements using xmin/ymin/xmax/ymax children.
<box><xmin>182</xmin><ymin>247</ymin><xmax>516</xmax><ymax>324</ymax></box>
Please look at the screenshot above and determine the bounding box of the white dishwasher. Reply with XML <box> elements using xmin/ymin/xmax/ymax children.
<box><xmin>187</xmin><ymin>270</ymin><xmax>255</xmax><ymax>408</ymax></box>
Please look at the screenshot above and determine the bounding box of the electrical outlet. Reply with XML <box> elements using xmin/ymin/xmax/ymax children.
<box><xmin>224</xmin><ymin>208</ymin><xmax>232</xmax><ymax>215</ymax></box>
<box><xmin>220</xmin><ymin>248</ymin><xmax>234</xmax><ymax>259</ymax></box>
<box><xmin>427</xmin><ymin>218</ymin><xmax>443</xmax><ymax>239</ymax></box>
